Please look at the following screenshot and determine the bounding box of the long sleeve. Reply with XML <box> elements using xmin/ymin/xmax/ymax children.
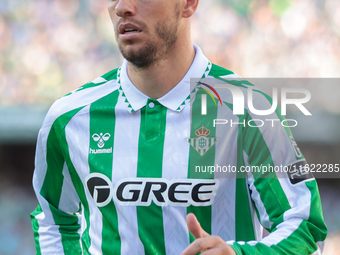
<box><xmin>228</xmin><ymin>90</ymin><xmax>327</xmax><ymax>254</ymax></box>
<box><xmin>31</xmin><ymin>111</ymin><xmax>82</xmax><ymax>255</ymax></box>
<box><xmin>229</xmin><ymin>177</ymin><xmax>327</xmax><ymax>254</ymax></box>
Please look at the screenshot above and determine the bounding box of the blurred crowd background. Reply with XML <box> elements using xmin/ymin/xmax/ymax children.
<box><xmin>0</xmin><ymin>0</ymin><xmax>339</xmax><ymax>254</ymax></box>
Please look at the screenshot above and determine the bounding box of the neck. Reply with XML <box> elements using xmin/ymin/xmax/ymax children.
<box><xmin>126</xmin><ymin>41</ymin><xmax>196</xmax><ymax>99</ymax></box>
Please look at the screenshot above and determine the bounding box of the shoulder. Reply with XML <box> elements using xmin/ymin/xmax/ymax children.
<box><xmin>205</xmin><ymin>63</ymin><xmax>260</xmax><ymax>101</ymax></box>
<box><xmin>65</xmin><ymin>68</ymin><xmax>119</xmax><ymax>95</ymax></box>
<box><xmin>208</xmin><ymin>64</ymin><xmax>234</xmax><ymax>77</ymax></box>
<box><xmin>43</xmin><ymin>68</ymin><xmax>121</xmax><ymax>128</ymax></box>
<box><xmin>205</xmin><ymin>64</ymin><xmax>277</xmax><ymax>116</ymax></box>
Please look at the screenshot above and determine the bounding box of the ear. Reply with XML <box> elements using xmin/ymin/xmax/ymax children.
<box><xmin>182</xmin><ymin>0</ymin><xmax>199</xmax><ymax>18</ymax></box>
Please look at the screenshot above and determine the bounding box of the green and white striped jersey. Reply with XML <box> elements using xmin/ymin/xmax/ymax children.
<box><xmin>31</xmin><ymin>45</ymin><xmax>327</xmax><ymax>255</ymax></box>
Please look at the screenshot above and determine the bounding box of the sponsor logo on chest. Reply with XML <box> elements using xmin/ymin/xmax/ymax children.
<box><xmin>85</xmin><ymin>173</ymin><xmax>220</xmax><ymax>207</ymax></box>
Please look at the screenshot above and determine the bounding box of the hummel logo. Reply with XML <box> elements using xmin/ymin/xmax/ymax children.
<box><xmin>92</xmin><ymin>133</ymin><xmax>111</xmax><ymax>148</ymax></box>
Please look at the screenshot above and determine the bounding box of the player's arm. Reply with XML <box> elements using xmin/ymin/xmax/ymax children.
<box><xmin>182</xmin><ymin>147</ymin><xmax>327</xmax><ymax>255</ymax></box>
<box><xmin>227</xmin><ymin>92</ymin><xmax>327</xmax><ymax>254</ymax></box>
<box><xmin>228</xmin><ymin>177</ymin><xmax>327</xmax><ymax>255</ymax></box>
<box><xmin>183</xmin><ymin>89</ymin><xmax>327</xmax><ymax>255</ymax></box>
<box><xmin>31</xmin><ymin>113</ymin><xmax>82</xmax><ymax>255</ymax></box>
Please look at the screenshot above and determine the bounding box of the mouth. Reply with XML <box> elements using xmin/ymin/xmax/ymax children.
<box><xmin>122</xmin><ymin>28</ymin><xmax>142</xmax><ymax>34</ymax></box>
<box><xmin>119</xmin><ymin>23</ymin><xmax>143</xmax><ymax>35</ymax></box>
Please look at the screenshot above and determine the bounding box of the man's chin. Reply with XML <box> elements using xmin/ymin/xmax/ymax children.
<box><xmin>119</xmin><ymin>42</ymin><xmax>158</xmax><ymax>69</ymax></box>
<box><xmin>119</xmin><ymin>43</ymin><xmax>140</xmax><ymax>54</ymax></box>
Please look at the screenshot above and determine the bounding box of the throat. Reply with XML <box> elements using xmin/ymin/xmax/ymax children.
<box><xmin>127</xmin><ymin>61</ymin><xmax>184</xmax><ymax>99</ymax></box>
<box><xmin>126</xmin><ymin>44</ymin><xmax>196</xmax><ymax>99</ymax></box>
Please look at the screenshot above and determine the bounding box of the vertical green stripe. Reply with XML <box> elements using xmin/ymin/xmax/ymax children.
<box><xmin>30</xmin><ymin>204</ymin><xmax>43</xmax><ymax>255</ymax></box>
<box><xmin>88</xmin><ymin>91</ymin><xmax>121</xmax><ymax>254</ymax></box>
<box><xmin>243</xmin><ymin>112</ymin><xmax>291</xmax><ymax>232</ymax></box>
<box><xmin>187</xmin><ymin>89</ymin><xmax>217</xmax><ymax>236</ymax></box>
<box><xmin>40</xmin><ymin>125</ymin><xmax>65</xmax><ymax>206</ymax></box>
<box><xmin>137</xmin><ymin>99</ymin><xmax>167</xmax><ymax>255</ymax></box>
<box><xmin>40</xmin><ymin>108</ymin><xmax>84</xmax><ymax>254</ymax></box>
<box><xmin>234</xmin><ymin>173</ymin><xmax>255</xmax><ymax>241</ymax></box>
<box><xmin>60</xmin><ymin>127</ymin><xmax>91</xmax><ymax>254</ymax></box>
<box><xmin>305</xmin><ymin>181</ymin><xmax>327</xmax><ymax>242</ymax></box>
<box><xmin>234</xmin><ymin>112</ymin><xmax>256</xmax><ymax>242</ymax></box>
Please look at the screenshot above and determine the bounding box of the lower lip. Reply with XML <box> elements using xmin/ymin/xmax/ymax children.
<box><xmin>119</xmin><ymin>31</ymin><xmax>143</xmax><ymax>40</ymax></box>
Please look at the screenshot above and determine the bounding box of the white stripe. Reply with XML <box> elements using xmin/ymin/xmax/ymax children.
<box><xmin>312</xmin><ymin>247</ymin><xmax>321</xmax><ymax>255</ymax></box>
<box><xmin>162</xmin><ymin>104</ymin><xmax>191</xmax><ymax>254</ymax></box>
<box><xmin>58</xmin><ymin>162</ymin><xmax>81</xmax><ymax>214</ymax></box>
<box><xmin>243</xmin><ymin>156</ymin><xmax>263</xmax><ymax>241</ymax></box>
<box><xmin>226</xmin><ymin>240</ymin><xmax>235</xmax><ymax>246</ymax></box>
<box><xmin>279</xmin><ymin>179</ymin><xmax>312</xmax><ymax>221</ymax></box>
<box><xmin>244</xmin><ymin>152</ymin><xmax>273</xmax><ymax>230</ymax></box>
<box><xmin>316</xmin><ymin>241</ymin><xmax>325</xmax><ymax>253</ymax></box>
<box><xmin>245</xmin><ymin>88</ymin><xmax>296</xmax><ymax>168</ymax></box>
<box><xmin>32</xmin><ymin>125</ymin><xmax>55</xmax><ymax>251</ymax></box>
<box><xmin>201</xmin><ymin>94</ymin><xmax>207</xmax><ymax>115</ymax></box>
<box><xmin>58</xmin><ymin>162</ymin><xmax>82</xmax><ymax>250</ymax></box>
<box><xmin>255</xmin><ymin>218</ymin><xmax>304</xmax><ymax>246</ymax></box>
<box><xmin>246</xmin><ymin>177</ymin><xmax>273</xmax><ymax>230</ymax></box>
<box><xmin>219</xmin><ymin>74</ymin><xmax>243</xmax><ymax>79</ymax></box>
<box><xmin>32</xmin><ymin>187</ymin><xmax>57</xmax><ymax>227</ymax></box>
<box><xmin>65</xmin><ymin>106</ymin><xmax>103</xmax><ymax>254</ymax></box>
<box><xmin>33</xmin><ymin>129</ymin><xmax>49</xmax><ymax>195</ymax></box>
<box><xmin>212</xmin><ymin>103</ymin><xmax>237</xmax><ymax>240</ymax></box>
<box><xmin>253</xmin><ymin>211</ymin><xmax>263</xmax><ymax>241</ymax></box>
<box><xmin>112</xmin><ymin>96</ymin><xmax>144</xmax><ymax>255</ymax></box>
<box><xmin>245</xmin><ymin>166</ymin><xmax>263</xmax><ymax>242</ymax></box>
<box><xmin>36</xmin><ymin>212</ymin><xmax>64</xmax><ymax>254</ymax></box>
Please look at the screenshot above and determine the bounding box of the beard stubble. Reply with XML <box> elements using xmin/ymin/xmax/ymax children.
<box><xmin>117</xmin><ymin>5</ymin><xmax>181</xmax><ymax>69</ymax></box>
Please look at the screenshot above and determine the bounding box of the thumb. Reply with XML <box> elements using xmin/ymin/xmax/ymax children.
<box><xmin>186</xmin><ymin>213</ymin><xmax>210</xmax><ymax>239</ymax></box>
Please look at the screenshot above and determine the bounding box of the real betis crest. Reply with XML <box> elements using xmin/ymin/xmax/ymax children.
<box><xmin>186</xmin><ymin>126</ymin><xmax>219</xmax><ymax>156</ymax></box>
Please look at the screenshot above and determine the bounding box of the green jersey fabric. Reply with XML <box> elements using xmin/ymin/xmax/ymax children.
<box><xmin>31</xmin><ymin>45</ymin><xmax>327</xmax><ymax>255</ymax></box>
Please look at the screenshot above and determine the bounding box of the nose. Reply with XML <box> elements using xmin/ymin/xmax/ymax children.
<box><xmin>115</xmin><ymin>0</ymin><xmax>136</xmax><ymax>17</ymax></box>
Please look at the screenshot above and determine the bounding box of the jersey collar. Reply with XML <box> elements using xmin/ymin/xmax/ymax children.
<box><xmin>118</xmin><ymin>45</ymin><xmax>210</xmax><ymax>113</ymax></box>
